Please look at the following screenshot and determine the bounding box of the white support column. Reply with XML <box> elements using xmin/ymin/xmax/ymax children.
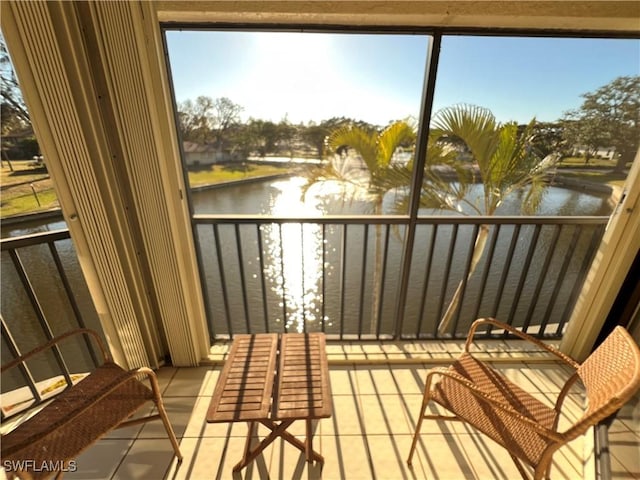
<box><xmin>2</xmin><ymin>0</ymin><xmax>209</xmax><ymax>367</ymax></box>
<box><xmin>75</xmin><ymin>0</ymin><xmax>209</xmax><ymax>366</ymax></box>
<box><xmin>561</xmin><ymin>150</ymin><xmax>640</xmax><ymax>361</ymax></box>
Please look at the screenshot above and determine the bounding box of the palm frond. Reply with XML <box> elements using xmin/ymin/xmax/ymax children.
<box><xmin>371</xmin><ymin>163</ymin><xmax>413</xmax><ymax>192</ymax></box>
<box><xmin>424</xmin><ymin>131</ymin><xmax>459</xmax><ymax>168</ymax></box>
<box><xmin>431</xmin><ymin>104</ymin><xmax>500</xmax><ymax>171</ymax></box>
<box><xmin>520</xmin><ymin>175</ymin><xmax>548</xmax><ymax>215</ymax></box>
<box><xmin>488</xmin><ymin>123</ymin><xmax>523</xmax><ymax>190</ymax></box>
<box><xmin>376</xmin><ymin>122</ymin><xmax>416</xmax><ymax>169</ymax></box>
<box><xmin>474</xmin><ymin>119</ymin><xmax>552</xmax><ymax>214</ymax></box>
<box><xmin>326</xmin><ymin>125</ymin><xmax>378</xmax><ymax>173</ymax></box>
<box><xmin>299</xmin><ymin>162</ymin><xmax>363</xmax><ymax>200</ymax></box>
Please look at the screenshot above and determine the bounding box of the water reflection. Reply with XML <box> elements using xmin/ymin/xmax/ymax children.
<box><xmin>418</xmin><ymin>183</ymin><xmax>611</xmax><ymax>217</ymax></box>
<box><xmin>193</xmin><ymin>177</ymin><xmax>611</xmax><ymax>334</ymax></box>
<box><xmin>1</xmin><ymin>176</ymin><xmax>612</xmax><ymax>337</ymax></box>
<box><xmin>262</xmin><ymin>177</ymin><xmax>326</xmax><ymax>332</ymax></box>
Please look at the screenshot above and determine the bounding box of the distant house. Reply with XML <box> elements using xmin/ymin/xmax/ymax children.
<box><xmin>182</xmin><ymin>141</ymin><xmax>235</xmax><ymax>166</ymax></box>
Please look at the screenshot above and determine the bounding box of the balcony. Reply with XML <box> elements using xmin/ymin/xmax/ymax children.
<box><xmin>47</xmin><ymin>345</ymin><xmax>639</xmax><ymax>479</ymax></box>
<box><xmin>2</xmin><ymin>226</ymin><xmax>640</xmax><ymax>479</ymax></box>
<box><xmin>2</xmin><ymin>3</ymin><xmax>639</xmax><ymax>479</ymax></box>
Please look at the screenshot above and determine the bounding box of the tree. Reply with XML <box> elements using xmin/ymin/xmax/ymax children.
<box><xmin>429</xmin><ymin>105</ymin><xmax>557</xmax><ymax>333</ymax></box>
<box><xmin>562</xmin><ymin>76</ymin><xmax>640</xmax><ymax>171</ymax></box>
<box><xmin>0</xmin><ymin>36</ymin><xmax>29</xmax><ymax>126</ymax></box>
<box><xmin>298</xmin><ymin>117</ymin><xmax>366</xmax><ymax>158</ymax></box>
<box><xmin>306</xmin><ymin>106</ymin><xmax>557</xmax><ymax>335</ymax></box>
<box><xmin>304</xmin><ymin>120</ymin><xmax>416</xmax><ymax>333</ymax></box>
<box><xmin>211</xmin><ymin>97</ymin><xmax>243</xmax><ymax>149</ymax></box>
<box><xmin>528</xmin><ymin>121</ymin><xmax>567</xmax><ymax>158</ymax></box>
<box><xmin>177</xmin><ymin>96</ymin><xmax>243</xmax><ymax>151</ymax></box>
<box><xmin>177</xmin><ymin>96</ymin><xmax>216</xmax><ymax>144</ymax></box>
<box><xmin>254</xmin><ymin>119</ymin><xmax>279</xmax><ymax>157</ymax></box>
<box><xmin>1</xmin><ymin>33</ymin><xmax>36</xmax><ymax>169</ymax></box>
<box><xmin>307</xmin><ymin>120</ymin><xmax>416</xmax><ymax>212</ymax></box>
<box><xmin>275</xmin><ymin>116</ymin><xmax>297</xmax><ymax>157</ymax></box>
<box><xmin>300</xmin><ymin>123</ymin><xmax>329</xmax><ymax>158</ymax></box>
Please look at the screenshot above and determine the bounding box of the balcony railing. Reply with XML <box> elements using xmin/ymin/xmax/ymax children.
<box><xmin>193</xmin><ymin>214</ymin><xmax>607</xmax><ymax>341</ymax></box>
<box><xmin>0</xmin><ymin>230</ymin><xmax>102</xmax><ymax>420</ymax></box>
<box><xmin>1</xmin><ymin>214</ymin><xmax>607</xmax><ymax>362</ymax></box>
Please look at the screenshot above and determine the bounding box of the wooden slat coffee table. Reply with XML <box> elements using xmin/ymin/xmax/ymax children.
<box><xmin>206</xmin><ymin>333</ymin><xmax>332</xmax><ymax>472</ymax></box>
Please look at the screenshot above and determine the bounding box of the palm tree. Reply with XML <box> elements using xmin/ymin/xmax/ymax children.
<box><xmin>429</xmin><ymin>104</ymin><xmax>558</xmax><ymax>334</ymax></box>
<box><xmin>306</xmin><ymin>107</ymin><xmax>557</xmax><ymax>336</ymax></box>
<box><xmin>305</xmin><ymin>120</ymin><xmax>416</xmax><ymax>214</ymax></box>
<box><xmin>304</xmin><ymin>120</ymin><xmax>416</xmax><ymax>334</ymax></box>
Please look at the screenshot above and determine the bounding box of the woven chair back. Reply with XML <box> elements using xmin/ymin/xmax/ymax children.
<box><xmin>568</xmin><ymin>326</ymin><xmax>640</xmax><ymax>438</ymax></box>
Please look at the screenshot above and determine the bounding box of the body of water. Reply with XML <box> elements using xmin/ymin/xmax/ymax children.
<box><xmin>2</xmin><ymin>176</ymin><xmax>611</xmax><ymax>342</ymax></box>
<box><xmin>191</xmin><ymin>175</ymin><xmax>612</xmax><ymax>217</ymax></box>
<box><xmin>190</xmin><ymin>177</ymin><xmax>611</xmax><ymax>337</ymax></box>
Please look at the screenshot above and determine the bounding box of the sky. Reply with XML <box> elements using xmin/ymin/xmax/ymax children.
<box><xmin>165</xmin><ymin>30</ymin><xmax>640</xmax><ymax>126</ymax></box>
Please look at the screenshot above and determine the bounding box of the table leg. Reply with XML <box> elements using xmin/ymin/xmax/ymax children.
<box><xmin>306</xmin><ymin>420</ymin><xmax>312</xmax><ymax>463</ymax></box>
<box><xmin>233</xmin><ymin>420</ymin><xmax>294</xmax><ymax>472</ymax></box>
<box><xmin>240</xmin><ymin>421</ymin><xmax>256</xmax><ymax>468</ymax></box>
<box><xmin>261</xmin><ymin>420</ymin><xmax>324</xmax><ymax>464</ymax></box>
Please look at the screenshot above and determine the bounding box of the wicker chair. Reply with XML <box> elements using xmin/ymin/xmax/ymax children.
<box><xmin>1</xmin><ymin>328</ymin><xmax>183</xmax><ymax>479</ymax></box>
<box><xmin>407</xmin><ymin>317</ymin><xmax>640</xmax><ymax>480</ymax></box>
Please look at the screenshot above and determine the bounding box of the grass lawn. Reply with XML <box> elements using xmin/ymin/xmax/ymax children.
<box><xmin>557</xmin><ymin>156</ymin><xmax>619</xmax><ymax>168</ymax></box>
<box><xmin>2</xmin><ymin>188</ymin><xmax>60</xmax><ymax>217</ymax></box>
<box><xmin>1</xmin><ymin>162</ymin><xmax>50</xmax><ymax>186</ymax></box>
<box><xmin>556</xmin><ymin>169</ymin><xmax>628</xmax><ymax>189</ymax></box>
<box><xmin>555</xmin><ymin>156</ymin><xmax>630</xmax><ymax>189</ymax></box>
<box><xmin>1</xmin><ymin>163</ymin><xmax>59</xmax><ymax>217</ymax></box>
<box><xmin>187</xmin><ymin>163</ymin><xmax>291</xmax><ymax>187</ymax></box>
<box><xmin>1</xmin><ymin>161</ymin><xmax>294</xmax><ymax>218</ymax></box>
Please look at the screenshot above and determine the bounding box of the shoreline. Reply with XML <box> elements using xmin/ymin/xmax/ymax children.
<box><xmin>189</xmin><ymin>172</ymin><xmax>294</xmax><ymax>192</ymax></box>
<box><xmin>1</xmin><ymin>174</ymin><xmax>617</xmax><ymax>227</ymax></box>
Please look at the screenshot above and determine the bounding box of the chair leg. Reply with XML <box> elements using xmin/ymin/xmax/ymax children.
<box><xmin>407</xmin><ymin>387</ymin><xmax>432</xmax><ymax>466</ymax></box>
<box><xmin>142</xmin><ymin>368</ymin><xmax>183</xmax><ymax>462</ymax></box>
<box><xmin>533</xmin><ymin>453</ymin><xmax>554</xmax><ymax>480</ymax></box>
<box><xmin>155</xmin><ymin>396</ymin><xmax>183</xmax><ymax>461</ymax></box>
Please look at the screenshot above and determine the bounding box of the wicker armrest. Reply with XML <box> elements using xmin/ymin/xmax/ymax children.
<box><xmin>426</xmin><ymin>367</ymin><xmax>564</xmax><ymax>442</ymax></box>
<box><xmin>135</xmin><ymin>367</ymin><xmax>164</xmax><ymax>397</ymax></box>
<box><xmin>465</xmin><ymin>318</ymin><xmax>579</xmax><ymax>368</ymax></box>
<box><xmin>1</xmin><ymin>328</ymin><xmax>110</xmax><ymax>374</ymax></box>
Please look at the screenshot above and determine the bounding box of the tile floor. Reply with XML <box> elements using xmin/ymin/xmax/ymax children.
<box><xmin>31</xmin><ymin>339</ymin><xmax>636</xmax><ymax>480</ymax></box>
<box><xmin>606</xmin><ymin>390</ymin><xmax>640</xmax><ymax>479</ymax></box>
